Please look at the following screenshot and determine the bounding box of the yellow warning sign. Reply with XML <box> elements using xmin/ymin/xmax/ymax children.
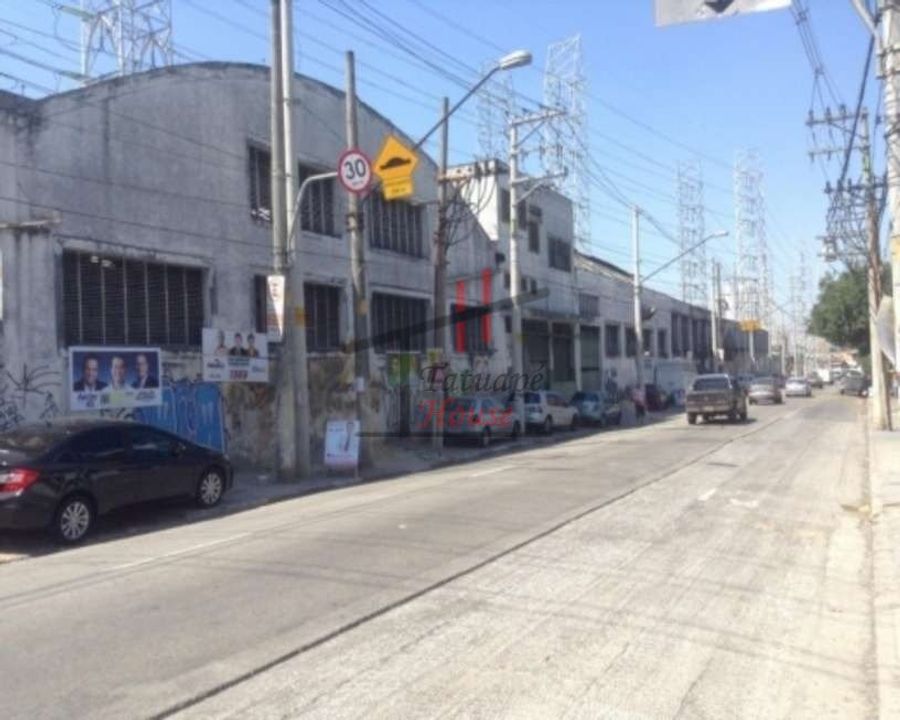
<box><xmin>740</xmin><ymin>319</ymin><xmax>762</xmax><ymax>332</ymax></box>
<box><xmin>373</xmin><ymin>134</ymin><xmax>418</xmax><ymax>200</ymax></box>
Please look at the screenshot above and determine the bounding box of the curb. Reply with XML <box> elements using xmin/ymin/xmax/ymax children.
<box><xmin>866</xmin><ymin>422</ymin><xmax>900</xmax><ymax>720</ymax></box>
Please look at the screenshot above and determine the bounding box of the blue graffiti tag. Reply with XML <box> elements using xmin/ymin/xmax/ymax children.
<box><xmin>134</xmin><ymin>380</ymin><xmax>226</xmax><ymax>453</ymax></box>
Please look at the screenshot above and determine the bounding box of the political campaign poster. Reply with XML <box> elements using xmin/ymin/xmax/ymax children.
<box><xmin>324</xmin><ymin>419</ymin><xmax>360</xmax><ymax>470</ymax></box>
<box><xmin>69</xmin><ymin>347</ymin><xmax>162</xmax><ymax>411</ymax></box>
<box><xmin>202</xmin><ymin>329</ymin><xmax>269</xmax><ymax>383</ymax></box>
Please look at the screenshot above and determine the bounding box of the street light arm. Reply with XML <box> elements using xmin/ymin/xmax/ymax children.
<box><xmin>642</xmin><ymin>231</ymin><xmax>728</xmax><ymax>285</ymax></box>
<box><xmin>413</xmin><ymin>68</ymin><xmax>499</xmax><ymax>151</ymax></box>
<box><xmin>286</xmin><ymin>171</ymin><xmax>338</xmax><ymax>261</ymax></box>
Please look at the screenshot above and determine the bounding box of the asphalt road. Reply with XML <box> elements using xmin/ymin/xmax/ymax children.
<box><xmin>0</xmin><ymin>390</ymin><xmax>877</xmax><ymax>719</ymax></box>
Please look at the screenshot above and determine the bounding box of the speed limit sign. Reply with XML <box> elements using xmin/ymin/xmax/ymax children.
<box><xmin>338</xmin><ymin>148</ymin><xmax>373</xmax><ymax>194</ymax></box>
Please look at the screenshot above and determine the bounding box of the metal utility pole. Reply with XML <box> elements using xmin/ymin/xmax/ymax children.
<box><xmin>345</xmin><ymin>51</ymin><xmax>370</xmax><ymax>466</ymax></box>
<box><xmin>280</xmin><ymin>0</ymin><xmax>312</xmax><ymax>477</ymax></box>
<box><xmin>632</xmin><ymin>207</ymin><xmax>645</xmax><ymax>396</ymax></box>
<box><xmin>432</xmin><ymin>96</ymin><xmax>450</xmax><ymax>451</ymax></box>
<box><xmin>711</xmin><ymin>260</ymin><xmax>723</xmax><ymax>370</ymax></box>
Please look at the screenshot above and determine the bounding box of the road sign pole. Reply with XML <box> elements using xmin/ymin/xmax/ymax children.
<box><xmin>346</xmin><ymin>51</ymin><xmax>370</xmax><ymax>468</ymax></box>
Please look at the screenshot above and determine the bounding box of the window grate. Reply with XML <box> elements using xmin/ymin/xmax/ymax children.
<box><xmin>249</xmin><ymin>145</ymin><xmax>272</xmax><ymax>222</ymax></box>
<box><xmin>63</xmin><ymin>250</ymin><xmax>203</xmax><ymax>349</ymax></box>
<box><xmin>298</xmin><ymin>164</ymin><xmax>338</xmax><ymax>237</ymax></box>
<box><xmin>372</xmin><ymin>293</ymin><xmax>427</xmax><ymax>353</ymax></box>
<box><xmin>368</xmin><ymin>195</ymin><xmax>423</xmax><ymax>257</ymax></box>
<box><xmin>305</xmin><ymin>283</ymin><xmax>341</xmax><ymax>352</ymax></box>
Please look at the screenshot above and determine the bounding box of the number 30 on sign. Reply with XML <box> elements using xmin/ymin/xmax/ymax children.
<box><xmin>338</xmin><ymin>148</ymin><xmax>373</xmax><ymax>194</ymax></box>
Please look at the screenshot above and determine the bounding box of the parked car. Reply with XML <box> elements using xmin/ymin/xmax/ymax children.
<box><xmin>785</xmin><ymin>377</ymin><xmax>812</xmax><ymax>397</ymax></box>
<box><xmin>806</xmin><ymin>373</ymin><xmax>824</xmax><ymax>389</ymax></box>
<box><xmin>570</xmin><ymin>391</ymin><xmax>622</xmax><ymax>427</ymax></box>
<box><xmin>685</xmin><ymin>374</ymin><xmax>748</xmax><ymax>425</ymax></box>
<box><xmin>644</xmin><ymin>383</ymin><xmax>671</xmax><ymax>411</ymax></box>
<box><xmin>0</xmin><ymin>418</ymin><xmax>232</xmax><ymax>544</ymax></box>
<box><xmin>840</xmin><ymin>371</ymin><xmax>869</xmax><ymax>397</ymax></box>
<box><xmin>442</xmin><ymin>396</ymin><xmax>520</xmax><ymax>447</ymax></box>
<box><xmin>523</xmin><ymin>390</ymin><xmax>579</xmax><ymax>433</ymax></box>
<box><xmin>748</xmin><ymin>377</ymin><xmax>783</xmax><ymax>405</ymax></box>
<box><xmin>735</xmin><ymin>373</ymin><xmax>755</xmax><ymax>395</ymax></box>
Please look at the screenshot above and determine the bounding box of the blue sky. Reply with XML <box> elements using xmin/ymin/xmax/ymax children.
<box><xmin>0</xmin><ymin>0</ymin><xmax>878</xmax><ymax>310</ymax></box>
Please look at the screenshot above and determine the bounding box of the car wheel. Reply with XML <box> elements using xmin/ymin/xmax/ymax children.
<box><xmin>543</xmin><ymin>416</ymin><xmax>553</xmax><ymax>434</ymax></box>
<box><xmin>615</xmin><ymin>412</ymin><xmax>623</xmax><ymax>426</ymax></box>
<box><xmin>570</xmin><ymin>414</ymin><xmax>579</xmax><ymax>431</ymax></box>
<box><xmin>511</xmin><ymin>421</ymin><xmax>521</xmax><ymax>441</ymax></box>
<box><xmin>740</xmin><ymin>408</ymin><xmax>748</xmax><ymax>421</ymax></box>
<box><xmin>728</xmin><ymin>411</ymin><xmax>737</xmax><ymax>423</ymax></box>
<box><xmin>687</xmin><ymin>413</ymin><xmax>697</xmax><ymax>425</ymax></box>
<box><xmin>197</xmin><ymin>468</ymin><xmax>225</xmax><ymax>508</ymax></box>
<box><xmin>53</xmin><ymin>494</ymin><xmax>94</xmax><ymax>545</ymax></box>
<box><xmin>479</xmin><ymin>427</ymin><xmax>492</xmax><ymax>448</ymax></box>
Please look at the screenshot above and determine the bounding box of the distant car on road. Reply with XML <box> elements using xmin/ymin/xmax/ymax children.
<box><xmin>748</xmin><ymin>377</ymin><xmax>783</xmax><ymax>405</ymax></box>
<box><xmin>0</xmin><ymin>418</ymin><xmax>232</xmax><ymax>544</ymax></box>
<box><xmin>735</xmin><ymin>374</ymin><xmax>755</xmax><ymax>395</ymax></box>
<box><xmin>685</xmin><ymin>374</ymin><xmax>748</xmax><ymax>425</ymax></box>
<box><xmin>785</xmin><ymin>377</ymin><xmax>812</xmax><ymax>397</ymax></box>
<box><xmin>442</xmin><ymin>396</ymin><xmax>520</xmax><ymax>447</ymax></box>
<box><xmin>570</xmin><ymin>391</ymin><xmax>622</xmax><ymax>427</ymax></box>
<box><xmin>643</xmin><ymin>383</ymin><xmax>671</xmax><ymax>411</ymax></box>
<box><xmin>806</xmin><ymin>373</ymin><xmax>824</xmax><ymax>389</ymax></box>
<box><xmin>839</xmin><ymin>371</ymin><xmax>868</xmax><ymax>397</ymax></box>
<box><xmin>523</xmin><ymin>390</ymin><xmax>579</xmax><ymax>434</ymax></box>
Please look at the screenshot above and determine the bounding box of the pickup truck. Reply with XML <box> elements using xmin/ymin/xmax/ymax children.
<box><xmin>685</xmin><ymin>374</ymin><xmax>748</xmax><ymax>425</ymax></box>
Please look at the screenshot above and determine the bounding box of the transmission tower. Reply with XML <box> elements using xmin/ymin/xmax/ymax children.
<box><xmin>734</xmin><ymin>150</ymin><xmax>770</xmax><ymax>329</ymax></box>
<box><xmin>542</xmin><ymin>34</ymin><xmax>590</xmax><ymax>249</ymax></box>
<box><xmin>79</xmin><ymin>0</ymin><xmax>174</xmax><ymax>83</ymax></box>
<box><xmin>677</xmin><ymin>160</ymin><xmax>707</xmax><ymax>307</ymax></box>
<box><xmin>477</xmin><ymin>60</ymin><xmax>514</xmax><ymax>160</ymax></box>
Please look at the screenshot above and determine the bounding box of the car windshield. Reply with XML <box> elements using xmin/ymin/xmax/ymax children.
<box><xmin>524</xmin><ymin>392</ymin><xmax>542</xmax><ymax>404</ymax></box>
<box><xmin>693</xmin><ymin>377</ymin><xmax>730</xmax><ymax>392</ymax></box>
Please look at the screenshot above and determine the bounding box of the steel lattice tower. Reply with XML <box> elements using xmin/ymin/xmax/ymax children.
<box><xmin>542</xmin><ymin>34</ymin><xmax>590</xmax><ymax>249</ymax></box>
<box><xmin>477</xmin><ymin>60</ymin><xmax>515</xmax><ymax>161</ymax></box>
<box><xmin>677</xmin><ymin>160</ymin><xmax>707</xmax><ymax>307</ymax></box>
<box><xmin>734</xmin><ymin>150</ymin><xmax>770</xmax><ymax>328</ymax></box>
<box><xmin>79</xmin><ymin>0</ymin><xmax>174</xmax><ymax>82</ymax></box>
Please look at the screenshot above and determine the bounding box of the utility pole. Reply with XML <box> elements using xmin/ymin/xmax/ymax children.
<box><xmin>509</xmin><ymin>120</ymin><xmax>524</xmax><ymax>423</ymax></box>
<box><xmin>861</xmin><ymin>112</ymin><xmax>892</xmax><ymax>428</ymax></box>
<box><xmin>345</xmin><ymin>51</ymin><xmax>370</xmax><ymax>466</ymax></box>
<box><xmin>632</xmin><ymin>207</ymin><xmax>645</xmax><ymax>397</ymax></box>
<box><xmin>882</xmin><ymin>0</ymin><xmax>900</xmax><ymax>396</ymax></box>
<box><xmin>270</xmin><ymin>0</ymin><xmax>292</xmax><ymax>477</ymax></box>
<box><xmin>711</xmin><ymin>260</ymin><xmax>723</xmax><ymax>371</ymax></box>
<box><xmin>280</xmin><ymin>0</ymin><xmax>312</xmax><ymax>477</ymax></box>
<box><xmin>432</xmin><ymin>97</ymin><xmax>450</xmax><ymax>451</ymax></box>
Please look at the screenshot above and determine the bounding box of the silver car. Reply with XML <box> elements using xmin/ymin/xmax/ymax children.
<box><xmin>785</xmin><ymin>377</ymin><xmax>812</xmax><ymax>397</ymax></box>
<box><xmin>441</xmin><ymin>396</ymin><xmax>521</xmax><ymax>447</ymax></box>
<box><xmin>570</xmin><ymin>391</ymin><xmax>622</xmax><ymax>427</ymax></box>
<box><xmin>748</xmin><ymin>377</ymin><xmax>783</xmax><ymax>405</ymax></box>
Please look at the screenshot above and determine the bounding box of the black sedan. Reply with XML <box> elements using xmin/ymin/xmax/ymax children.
<box><xmin>0</xmin><ymin>418</ymin><xmax>232</xmax><ymax>544</ymax></box>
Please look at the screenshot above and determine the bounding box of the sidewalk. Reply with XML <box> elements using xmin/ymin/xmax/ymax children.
<box><xmin>220</xmin><ymin>406</ymin><xmax>679</xmax><ymax>516</ymax></box>
<box><xmin>868</xmin><ymin>412</ymin><xmax>900</xmax><ymax>720</ymax></box>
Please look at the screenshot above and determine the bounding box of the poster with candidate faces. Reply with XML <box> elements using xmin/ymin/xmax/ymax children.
<box><xmin>202</xmin><ymin>329</ymin><xmax>269</xmax><ymax>383</ymax></box>
<box><xmin>69</xmin><ymin>347</ymin><xmax>162</xmax><ymax>411</ymax></box>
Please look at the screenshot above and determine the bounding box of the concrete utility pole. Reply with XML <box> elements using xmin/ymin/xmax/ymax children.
<box><xmin>280</xmin><ymin>0</ymin><xmax>312</xmax><ymax>478</ymax></box>
<box><xmin>345</xmin><ymin>51</ymin><xmax>370</xmax><ymax>466</ymax></box>
<box><xmin>711</xmin><ymin>260</ymin><xmax>722</xmax><ymax>370</ymax></box>
<box><xmin>881</xmin><ymin>0</ymin><xmax>900</xmax><ymax>392</ymax></box>
<box><xmin>432</xmin><ymin>96</ymin><xmax>450</xmax><ymax>451</ymax></box>
<box><xmin>509</xmin><ymin>120</ymin><xmax>524</xmax><ymax>423</ymax></box>
<box><xmin>860</xmin><ymin>112</ymin><xmax>892</xmax><ymax>429</ymax></box>
<box><xmin>632</xmin><ymin>207</ymin><xmax>645</xmax><ymax>396</ymax></box>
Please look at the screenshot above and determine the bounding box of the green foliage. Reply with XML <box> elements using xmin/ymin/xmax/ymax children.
<box><xmin>808</xmin><ymin>267</ymin><xmax>870</xmax><ymax>355</ymax></box>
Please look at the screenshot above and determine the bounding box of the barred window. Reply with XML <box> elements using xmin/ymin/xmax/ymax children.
<box><xmin>305</xmin><ymin>283</ymin><xmax>341</xmax><ymax>352</ymax></box>
<box><xmin>528</xmin><ymin>221</ymin><xmax>540</xmax><ymax>253</ymax></box>
<box><xmin>549</xmin><ymin>237</ymin><xmax>571</xmax><ymax>272</ymax></box>
<box><xmin>499</xmin><ymin>189</ymin><xmax>511</xmax><ymax>223</ymax></box>
<box><xmin>579</xmin><ymin>292</ymin><xmax>599</xmax><ymax>318</ymax></box>
<box><xmin>657</xmin><ymin>329</ymin><xmax>668</xmax><ymax>358</ymax></box>
<box><xmin>626</xmin><ymin>327</ymin><xmax>637</xmax><ymax>358</ymax></box>
<box><xmin>451</xmin><ymin>304</ymin><xmax>489</xmax><ymax>353</ymax></box>
<box><xmin>552</xmin><ymin>323</ymin><xmax>574</xmax><ymax>382</ymax></box>
<box><xmin>371</xmin><ymin>293</ymin><xmax>427</xmax><ymax>353</ymax></box>
<box><xmin>248</xmin><ymin>145</ymin><xmax>271</xmax><ymax>222</ymax></box>
<box><xmin>298</xmin><ymin>164</ymin><xmax>337</xmax><ymax>237</ymax></box>
<box><xmin>605</xmin><ymin>323</ymin><xmax>620</xmax><ymax>358</ymax></box>
<box><xmin>63</xmin><ymin>250</ymin><xmax>203</xmax><ymax>348</ymax></box>
<box><xmin>368</xmin><ymin>195</ymin><xmax>424</xmax><ymax>257</ymax></box>
<box><xmin>642</xmin><ymin>329</ymin><xmax>654</xmax><ymax>357</ymax></box>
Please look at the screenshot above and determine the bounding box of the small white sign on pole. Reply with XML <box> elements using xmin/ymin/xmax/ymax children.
<box><xmin>267</xmin><ymin>275</ymin><xmax>285</xmax><ymax>342</ymax></box>
<box><xmin>338</xmin><ymin>148</ymin><xmax>373</xmax><ymax>195</ymax></box>
<box><xmin>324</xmin><ymin>419</ymin><xmax>360</xmax><ymax>470</ymax></box>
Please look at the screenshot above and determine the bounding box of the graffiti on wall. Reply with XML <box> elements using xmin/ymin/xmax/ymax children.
<box><xmin>0</xmin><ymin>362</ymin><xmax>62</xmax><ymax>431</ymax></box>
<box><xmin>133</xmin><ymin>379</ymin><xmax>226</xmax><ymax>453</ymax></box>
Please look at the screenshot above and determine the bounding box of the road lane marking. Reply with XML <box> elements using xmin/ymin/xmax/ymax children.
<box><xmin>468</xmin><ymin>465</ymin><xmax>513</xmax><ymax>478</ymax></box>
<box><xmin>112</xmin><ymin>533</ymin><xmax>251</xmax><ymax>571</ymax></box>
<box><xmin>698</xmin><ymin>488</ymin><xmax>717</xmax><ymax>502</ymax></box>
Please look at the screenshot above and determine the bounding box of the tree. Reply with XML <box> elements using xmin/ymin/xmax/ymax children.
<box><xmin>807</xmin><ymin>265</ymin><xmax>892</xmax><ymax>356</ymax></box>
